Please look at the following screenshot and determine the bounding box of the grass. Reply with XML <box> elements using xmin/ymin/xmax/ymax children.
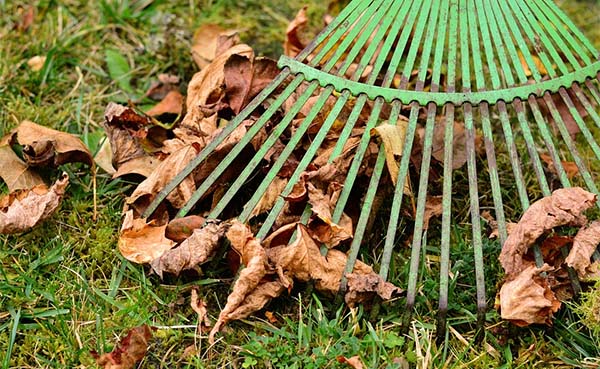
<box><xmin>1</xmin><ymin>0</ymin><xmax>600</xmax><ymax>368</ymax></box>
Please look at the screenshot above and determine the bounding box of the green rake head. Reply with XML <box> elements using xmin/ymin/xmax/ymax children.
<box><xmin>145</xmin><ymin>0</ymin><xmax>600</xmax><ymax>337</ymax></box>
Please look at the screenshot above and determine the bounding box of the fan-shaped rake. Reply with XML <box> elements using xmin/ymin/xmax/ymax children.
<box><xmin>143</xmin><ymin>0</ymin><xmax>600</xmax><ymax>337</ymax></box>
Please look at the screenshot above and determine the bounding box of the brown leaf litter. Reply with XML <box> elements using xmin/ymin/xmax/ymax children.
<box><xmin>497</xmin><ymin>187</ymin><xmax>600</xmax><ymax>326</ymax></box>
<box><xmin>91</xmin><ymin>325</ymin><xmax>153</xmax><ymax>369</ymax></box>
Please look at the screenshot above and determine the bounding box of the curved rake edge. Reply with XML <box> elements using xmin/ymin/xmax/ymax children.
<box><xmin>145</xmin><ymin>0</ymin><xmax>600</xmax><ymax>340</ymax></box>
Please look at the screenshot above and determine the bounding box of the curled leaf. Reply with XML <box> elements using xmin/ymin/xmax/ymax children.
<box><xmin>118</xmin><ymin>210</ymin><xmax>176</xmax><ymax>264</ymax></box>
<box><xmin>499</xmin><ymin>264</ymin><xmax>560</xmax><ymax>326</ymax></box>
<box><xmin>0</xmin><ymin>145</ymin><xmax>45</xmax><ymax>192</ymax></box>
<box><xmin>0</xmin><ymin>173</ymin><xmax>68</xmax><ymax>234</ymax></box>
<box><xmin>210</xmin><ymin>221</ymin><xmax>268</xmax><ymax>343</ymax></box>
<box><xmin>284</xmin><ymin>7</ymin><xmax>308</xmax><ymax>57</ymax></box>
<box><xmin>91</xmin><ymin>325</ymin><xmax>153</xmax><ymax>369</ymax></box>
<box><xmin>344</xmin><ymin>273</ymin><xmax>402</xmax><ymax>307</ymax></box>
<box><xmin>150</xmin><ymin>221</ymin><xmax>227</xmax><ymax>278</ymax></box>
<box><xmin>499</xmin><ymin>187</ymin><xmax>596</xmax><ymax>276</ymax></box>
<box><xmin>566</xmin><ymin>220</ymin><xmax>600</xmax><ymax>279</ymax></box>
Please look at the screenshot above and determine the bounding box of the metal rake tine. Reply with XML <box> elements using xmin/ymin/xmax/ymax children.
<box><xmin>142</xmin><ymin>70</ymin><xmax>291</xmax><ymax>219</ymax></box>
<box><xmin>177</xmin><ymin>78</ymin><xmax>316</xmax><ymax>217</ymax></box>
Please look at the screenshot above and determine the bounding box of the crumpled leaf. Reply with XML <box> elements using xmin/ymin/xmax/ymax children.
<box><xmin>144</xmin><ymin>74</ymin><xmax>180</xmax><ymax>101</ymax></box>
<box><xmin>0</xmin><ymin>173</ymin><xmax>68</xmax><ymax>234</ymax></box>
<box><xmin>103</xmin><ymin>103</ymin><xmax>161</xmax><ymax>178</ymax></box>
<box><xmin>224</xmin><ymin>54</ymin><xmax>279</xmax><ymax>114</ymax></box>
<box><xmin>423</xmin><ymin>195</ymin><xmax>442</xmax><ymax>230</ymax></box>
<box><xmin>0</xmin><ymin>145</ymin><xmax>45</xmax><ymax>192</ymax></box>
<box><xmin>94</xmin><ymin>138</ymin><xmax>116</xmax><ymax>175</ymax></box>
<box><xmin>284</xmin><ymin>7</ymin><xmax>308</xmax><ymax>57</ymax></box>
<box><xmin>371</xmin><ymin>119</ymin><xmax>408</xmax><ymax>189</ymax></box>
<box><xmin>481</xmin><ymin>210</ymin><xmax>517</xmax><ymax>240</ymax></box>
<box><xmin>9</xmin><ymin>120</ymin><xmax>94</xmax><ymax>168</ymax></box>
<box><xmin>499</xmin><ymin>264</ymin><xmax>560</xmax><ymax>326</ymax></box>
<box><xmin>539</xmin><ymin>153</ymin><xmax>579</xmax><ymax>180</ymax></box>
<box><xmin>191</xmin><ymin>24</ymin><xmax>239</xmax><ymax>69</ymax></box>
<box><xmin>191</xmin><ymin>288</ymin><xmax>211</xmax><ymax>332</ymax></box>
<box><xmin>150</xmin><ymin>221</ymin><xmax>227</xmax><ymax>278</ymax></box>
<box><xmin>499</xmin><ymin>187</ymin><xmax>597</xmax><ymax>277</ymax></box>
<box><xmin>146</xmin><ymin>90</ymin><xmax>184</xmax><ymax>118</ymax></box>
<box><xmin>210</xmin><ymin>221</ymin><xmax>268</xmax><ymax>343</ymax></box>
<box><xmin>126</xmin><ymin>144</ymin><xmax>200</xmax><ymax>215</ymax></box>
<box><xmin>118</xmin><ymin>210</ymin><xmax>176</xmax><ymax>264</ymax></box>
<box><xmin>250</xmin><ymin>177</ymin><xmax>288</xmax><ymax>219</ymax></box>
<box><xmin>182</xmin><ymin>44</ymin><xmax>253</xmax><ymax>134</ymax></box>
<box><xmin>431</xmin><ymin>120</ymin><xmax>467</xmax><ymax>169</ymax></box>
<box><xmin>337</xmin><ymin>356</ymin><xmax>365</xmax><ymax>369</ymax></box>
<box><xmin>344</xmin><ymin>273</ymin><xmax>402</xmax><ymax>307</ymax></box>
<box><xmin>566</xmin><ymin>220</ymin><xmax>600</xmax><ymax>279</ymax></box>
<box><xmin>91</xmin><ymin>325</ymin><xmax>153</xmax><ymax>369</ymax></box>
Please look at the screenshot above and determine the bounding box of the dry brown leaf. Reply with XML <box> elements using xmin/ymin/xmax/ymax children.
<box><xmin>165</xmin><ymin>215</ymin><xmax>206</xmax><ymax>242</ymax></box>
<box><xmin>539</xmin><ymin>153</ymin><xmax>579</xmax><ymax>180</ymax></box>
<box><xmin>27</xmin><ymin>55</ymin><xmax>46</xmax><ymax>71</ymax></box>
<box><xmin>250</xmin><ymin>177</ymin><xmax>288</xmax><ymax>219</ymax></box>
<box><xmin>431</xmin><ymin>120</ymin><xmax>468</xmax><ymax>169</ymax></box>
<box><xmin>224</xmin><ymin>55</ymin><xmax>279</xmax><ymax>114</ymax></box>
<box><xmin>0</xmin><ymin>173</ymin><xmax>68</xmax><ymax>234</ymax></box>
<box><xmin>144</xmin><ymin>74</ymin><xmax>180</xmax><ymax>101</ymax></box>
<box><xmin>182</xmin><ymin>44</ymin><xmax>253</xmax><ymax>133</ymax></box>
<box><xmin>118</xmin><ymin>210</ymin><xmax>176</xmax><ymax>264</ymax></box>
<box><xmin>103</xmin><ymin>103</ymin><xmax>160</xmax><ymax>178</ymax></box>
<box><xmin>372</xmin><ymin>119</ymin><xmax>408</xmax><ymax>190</ymax></box>
<box><xmin>94</xmin><ymin>138</ymin><xmax>116</xmax><ymax>175</ymax></box>
<box><xmin>499</xmin><ymin>264</ymin><xmax>560</xmax><ymax>326</ymax></box>
<box><xmin>284</xmin><ymin>7</ymin><xmax>308</xmax><ymax>57</ymax></box>
<box><xmin>146</xmin><ymin>90</ymin><xmax>184</xmax><ymax>117</ymax></box>
<box><xmin>9</xmin><ymin>120</ymin><xmax>94</xmax><ymax>168</ymax></box>
<box><xmin>191</xmin><ymin>24</ymin><xmax>239</xmax><ymax>69</ymax></box>
<box><xmin>566</xmin><ymin>220</ymin><xmax>600</xmax><ymax>279</ymax></box>
<box><xmin>499</xmin><ymin>187</ymin><xmax>597</xmax><ymax>277</ymax></box>
<box><xmin>337</xmin><ymin>356</ymin><xmax>365</xmax><ymax>369</ymax></box>
<box><xmin>423</xmin><ymin>195</ymin><xmax>442</xmax><ymax>230</ymax></box>
<box><xmin>150</xmin><ymin>221</ymin><xmax>226</xmax><ymax>278</ymax></box>
<box><xmin>344</xmin><ymin>273</ymin><xmax>402</xmax><ymax>307</ymax></box>
<box><xmin>543</xmin><ymin>88</ymin><xmax>588</xmax><ymax>139</ymax></box>
<box><xmin>126</xmin><ymin>144</ymin><xmax>200</xmax><ymax>215</ymax></box>
<box><xmin>15</xmin><ymin>5</ymin><xmax>35</xmax><ymax>32</ymax></box>
<box><xmin>481</xmin><ymin>210</ymin><xmax>517</xmax><ymax>240</ymax></box>
<box><xmin>191</xmin><ymin>288</ymin><xmax>211</xmax><ymax>332</ymax></box>
<box><xmin>210</xmin><ymin>221</ymin><xmax>268</xmax><ymax>343</ymax></box>
<box><xmin>0</xmin><ymin>145</ymin><xmax>45</xmax><ymax>192</ymax></box>
<box><xmin>91</xmin><ymin>325</ymin><xmax>153</xmax><ymax>369</ymax></box>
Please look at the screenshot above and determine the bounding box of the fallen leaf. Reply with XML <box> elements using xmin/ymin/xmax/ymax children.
<box><xmin>27</xmin><ymin>55</ymin><xmax>46</xmax><ymax>71</ymax></box>
<box><xmin>165</xmin><ymin>215</ymin><xmax>206</xmax><ymax>242</ymax></box>
<box><xmin>191</xmin><ymin>288</ymin><xmax>211</xmax><ymax>332</ymax></box>
<box><xmin>344</xmin><ymin>273</ymin><xmax>402</xmax><ymax>307</ymax></box>
<box><xmin>431</xmin><ymin>120</ymin><xmax>468</xmax><ymax>169</ymax></box>
<box><xmin>210</xmin><ymin>221</ymin><xmax>268</xmax><ymax>343</ymax></box>
<box><xmin>182</xmin><ymin>44</ymin><xmax>253</xmax><ymax>133</ymax></box>
<box><xmin>0</xmin><ymin>145</ymin><xmax>45</xmax><ymax>192</ymax></box>
<box><xmin>518</xmin><ymin>51</ymin><xmax>548</xmax><ymax>76</ymax></box>
<box><xmin>250</xmin><ymin>177</ymin><xmax>288</xmax><ymax>219</ymax></box>
<box><xmin>118</xmin><ymin>210</ymin><xmax>176</xmax><ymax>264</ymax></box>
<box><xmin>499</xmin><ymin>187</ymin><xmax>597</xmax><ymax>277</ymax></box>
<box><xmin>423</xmin><ymin>195</ymin><xmax>442</xmax><ymax>230</ymax></box>
<box><xmin>566</xmin><ymin>220</ymin><xmax>600</xmax><ymax>279</ymax></box>
<box><xmin>9</xmin><ymin>120</ymin><xmax>94</xmax><ymax>168</ymax></box>
<box><xmin>337</xmin><ymin>356</ymin><xmax>364</xmax><ymax>369</ymax></box>
<box><xmin>15</xmin><ymin>5</ymin><xmax>35</xmax><ymax>32</ymax></box>
<box><xmin>91</xmin><ymin>325</ymin><xmax>153</xmax><ymax>369</ymax></box>
<box><xmin>146</xmin><ymin>90</ymin><xmax>184</xmax><ymax>118</ymax></box>
<box><xmin>539</xmin><ymin>153</ymin><xmax>579</xmax><ymax>180</ymax></box>
<box><xmin>224</xmin><ymin>55</ymin><xmax>279</xmax><ymax>114</ymax></box>
<box><xmin>150</xmin><ymin>221</ymin><xmax>226</xmax><ymax>278</ymax></box>
<box><xmin>372</xmin><ymin>118</ymin><xmax>408</xmax><ymax>188</ymax></box>
<box><xmin>0</xmin><ymin>173</ymin><xmax>68</xmax><ymax>234</ymax></box>
<box><xmin>125</xmin><ymin>144</ymin><xmax>200</xmax><ymax>215</ymax></box>
<box><xmin>284</xmin><ymin>7</ymin><xmax>308</xmax><ymax>57</ymax></box>
<box><xmin>94</xmin><ymin>138</ymin><xmax>116</xmax><ymax>175</ymax></box>
<box><xmin>481</xmin><ymin>210</ymin><xmax>517</xmax><ymax>240</ymax></box>
<box><xmin>499</xmin><ymin>264</ymin><xmax>560</xmax><ymax>326</ymax></box>
<box><xmin>144</xmin><ymin>74</ymin><xmax>180</xmax><ymax>101</ymax></box>
<box><xmin>191</xmin><ymin>24</ymin><xmax>239</xmax><ymax>69</ymax></box>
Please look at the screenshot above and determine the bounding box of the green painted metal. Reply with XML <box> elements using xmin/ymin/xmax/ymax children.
<box><xmin>280</xmin><ymin>56</ymin><xmax>600</xmax><ymax>106</ymax></box>
<box><xmin>145</xmin><ymin>0</ymin><xmax>600</xmax><ymax>341</ymax></box>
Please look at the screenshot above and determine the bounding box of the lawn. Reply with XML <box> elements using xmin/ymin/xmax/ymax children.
<box><xmin>1</xmin><ymin>0</ymin><xmax>600</xmax><ymax>368</ymax></box>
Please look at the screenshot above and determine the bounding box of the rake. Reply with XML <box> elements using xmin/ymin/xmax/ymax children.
<box><xmin>143</xmin><ymin>0</ymin><xmax>600</xmax><ymax>336</ymax></box>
